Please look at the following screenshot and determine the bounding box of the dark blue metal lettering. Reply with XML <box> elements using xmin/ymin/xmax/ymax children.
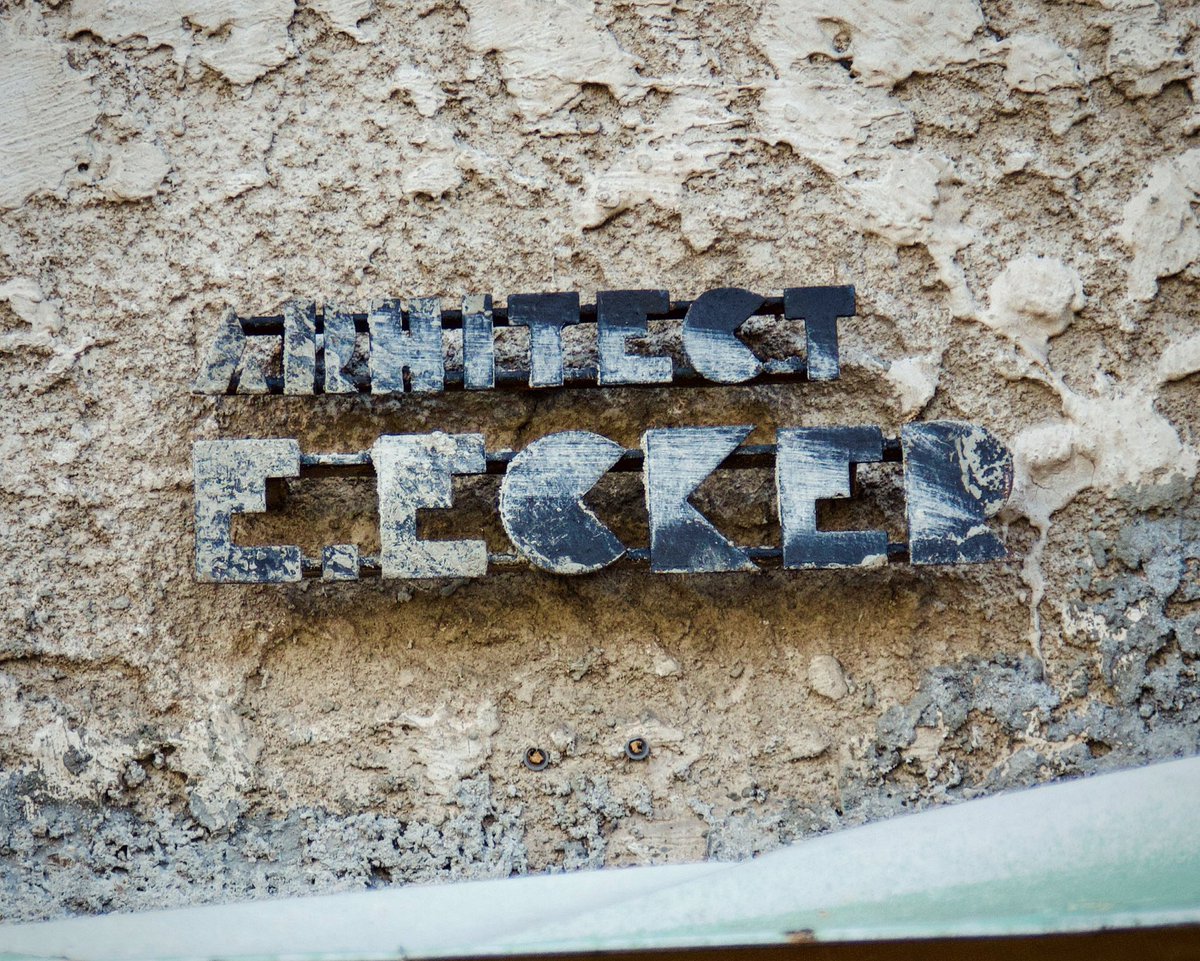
<box><xmin>597</xmin><ymin>289</ymin><xmax>672</xmax><ymax>385</ymax></box>
<box><xmin>373</xmin><ymin>433</ymin><xmax>487</xmax><ymax>578</ymax></box>
<box><xmin>193</xmin><ymin>308</ymin><xmax>246</xmax><ymax>394</ymax></box>
<box><xmin>499</xmin><ymin>431</ymin><xmax>626</xmax><ymax>574</ymax></box>
<box><xmin>193</xmin><ymin>439</ymin><xmax>302</xmax><ymax>583</ymax></box>
<box><xmin>368</xmin><ymin>298</ymin><xmax>445</xmax><ymax>394</ymax></box>
<box><xmin>643</xmin><ymin>426</ymin><xmax>757</xmax><ymax>573</ymax></box>
<box><xmin>283</xmin><ymin>300</ymin><xmax>317</xmax><ymax>395</ymax></box>
<box><xmin>462</xmin><ymin>294</ymin><xmax>495</xmax><ymax>390</ymax></box>
<box><xmin>681</xmin><ymin>288</ymin><xmax>764</xmax><ymax>384</ymax></box>
<box><xmin>783</xmin><ymin>286</ymin><xmax>854</xmax><ymax>381</ymax></box>
<box><xmin>323</xmin><ymin>304</ymin><xmax>357</xmax><ymax>394</ymax></box>
<box><xmin>508</xmin><ymin>292</ymin><xmax>581</xmax><ymax>388</ymax></box>
<box><xmin>777</xmin><ymin>426</ymin><xmax>887</xmax><ymax>569</ymax></box>
<box><xmin>902</xmin><ymin>421</ymin><xmax>1013</xmax><ymax>564</ymax></box>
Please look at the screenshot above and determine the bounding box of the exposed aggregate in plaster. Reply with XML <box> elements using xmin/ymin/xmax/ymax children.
<box><xmin>1</xmin><ymin>0</ymin><xmax>1199</xmax><ymax>924</ymax></box>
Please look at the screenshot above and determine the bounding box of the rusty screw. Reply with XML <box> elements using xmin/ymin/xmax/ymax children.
<box><xmin>624</xmin><ymin>737</ymin><xmax>650</xmax><ymax>761</ymax></box>
<box><xmin>523</xmin><ymin>747</ymin><xmax>549</xmax><ymax>771</ymax></box>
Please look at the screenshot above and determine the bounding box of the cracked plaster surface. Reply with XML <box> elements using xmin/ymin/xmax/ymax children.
<box><xmin>1</xmin><ymin>0</ymin><xmax>1199</xmax><ymax>923</ymax></box>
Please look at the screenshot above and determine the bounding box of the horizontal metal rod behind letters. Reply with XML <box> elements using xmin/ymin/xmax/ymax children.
<box><xmin>237</xmin><ymin>361</ymin><xmax>810</xmax><ymax>395</ymax></box>
<box><xmin>239</xmin><ymin>297</ymin><xmax>788</xmax><ymax>336</ymax></box>
<box><xmin>296</xmin><ymin>439</ymin><xmax>905</xmax><ymax>478</ymax></box>
<box><xmin>288</xmin><ymin>439</ymin><xmax>910</xmax><ymax>576</ymax></box>
<box><xmin>296</xmin><ymin>543</ymin><xmax>912</xmax><ymax>579</ymax></box>
<box><xmin>196</xmin><ymin>287</ymin><xmax>858</xmax><ymax>396</ymax></box>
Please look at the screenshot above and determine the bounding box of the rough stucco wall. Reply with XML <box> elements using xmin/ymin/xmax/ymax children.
<box><xmin>1</xmin><ymin>0</ymin><xmax>1199</xmax><ymax>922</ymax></box>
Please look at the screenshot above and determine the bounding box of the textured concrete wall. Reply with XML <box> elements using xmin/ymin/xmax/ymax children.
<box><xmin>2</xmin><ymin>0</ymin><xmax>1199</xmax><ymax>922</ymax></box>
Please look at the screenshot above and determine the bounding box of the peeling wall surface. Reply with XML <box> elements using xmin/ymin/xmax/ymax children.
<box><xmin>1</xmin><ymin>0</ymin><xmax>1199</xmax><ymax>923</ymax></box>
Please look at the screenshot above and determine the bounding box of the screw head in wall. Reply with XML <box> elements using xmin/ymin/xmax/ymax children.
<box><xmin>523</xmin><ymin>747</ymin><xmax>549</xmax><ymax>771</ymax></box>
<box><xmin>625</xmin><ymin>737</ymin><xmax>650</xmax><ymax>761</ymax></box>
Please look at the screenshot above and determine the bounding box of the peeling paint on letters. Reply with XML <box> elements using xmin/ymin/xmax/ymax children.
<box><xmin>777</xmin><ymin>426</ymin><xmax>888</xmax><ymax>568</ymax></box>
<box><xmin>321</xmin><ymin>544</ymin><xmax>360</xmax><ymax>581</ymax></box>
<box><xmin>193</xmin><ymin>439</ymin><xmax>302</xmax><ymax>583</ymax></box>
<box><xmin>784</xmin><ymin>286</ymin><xmax>855</xmax><ymax>381</ymax></box>
<box><xmin>507</xmin><ymin>292</ymin><xmax>581</xmax><ymax>388</ymax></box>
<box><xmin>597</xmin><ymin>289</ymin><xmax>672</xmax><ymax>386</ymax></box>
<box><xmin>369</xmin><ymin>298</ymin><xmax>445</xmax><ymax>394</ymax></box>
<box><xmin>643</xmin><ymin>426</ymin><xmax>757</xmax><ymax>573</ymax></box>
<box><xmin>681</xmin><ymin>288</ymin><xmax>764</xmax><ymax>384</ymax></box>
<box><xmin>373</xmin><ymin>433</ymin><xmax>488</xmax><ymax>579</ymax></box>
<box><xmin>282</xmin><ymin>300</ymin><xmax>316</xmax><ymax>396</ymax></box>
<box><xmin>192</xmin><ymin>308</ymin><xmax>246</xmax><ymax>394</ymax></box>
<box><xmin>462</xmin><ymin>294</ymin><xmax>495</xmax><ymax>390</ymax></box>
<box><xmin>193</xmin><ymin>423</ymin><xmax>1013</xmax><ymax>582</ymax></box>
<box><xmin>500</xmin><ymin>431</ymin><xmax>627</xmax><ymax>574</ymax></box>
<box><xmin>196</xmin><ymin>287</ymin><xmax>860</xmax><ymax>395</ymax></box>
<box><xmin>236</xmin><ymin>357</ymin><xmax>269</xmax><ymax>394</ymax></box>
<box><xmin>323</xmin><ymin>304</ymin><xmax>357</xmax><ymax>394</ymax></box>
<box><xmin>903</xmin><ymin>422</ymin><xmax>1014</xmax><ymax>565</ymax></box>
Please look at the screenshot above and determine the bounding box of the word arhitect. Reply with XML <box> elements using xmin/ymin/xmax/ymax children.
<box><xmin>193</xmin><ymin>286</ymin><xmax>856</xmax><ymax>395</ymax></box>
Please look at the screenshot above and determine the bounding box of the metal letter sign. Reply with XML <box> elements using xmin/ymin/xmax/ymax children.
<box><xmin>192</xmin><ymin>286</ymin><xmax>1017</xmax><ymax>583</ymax></box>
<box><xmin>191</xmin><ymin>422</ymin><xmax>1014</xmax><ymax>583</ymax></box>
<box><xmin>373</xmin><ymin>433</ymin><xmax>488</xmax><ymax>579</ymax></box>
<box><xmin>193</xmin><ymin>439</ymin><xmax>302</xmax><ymax>582</ymax></box>
<box><xmin>193</xmin><ymin>286</ymin><xmax>856</xmax><ymax>395</ymax></box>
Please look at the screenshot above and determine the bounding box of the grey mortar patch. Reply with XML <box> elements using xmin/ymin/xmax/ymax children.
<box><xmin>1062</xmin><ymin>514</ymin><xmax>1200</xmax><ymax>712</ymax></box>
<box><xmin>0</xmin><ymin>774</ymin><xmax>526</xmax><ymax>923</ymax></box>
<box><xmin>4</xmin><ymin>627</ymin><xmax>1196</xmax><ymax>923</ymax></box>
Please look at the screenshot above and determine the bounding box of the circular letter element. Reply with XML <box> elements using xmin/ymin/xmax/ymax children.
<box><xmin>681</xmin><ymin>287</ymin><xmax>764</xmax><ymax>384</ymax></box>
<box><xmin>500</xmin><ymin>431</ymin><xmax>627</xmax><ymax>575</ymax></box>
